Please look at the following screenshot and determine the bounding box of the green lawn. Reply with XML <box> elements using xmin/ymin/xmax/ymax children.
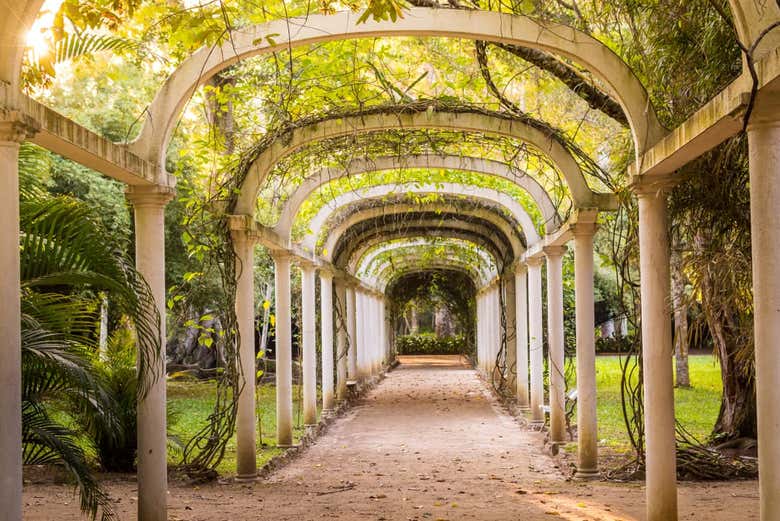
<box><xmin>566</xmin><ymin>354</ymin><xmax>722</xmax><ymax>453</ymax></box>
<box><xmin>165</xmin><ymin>355</ymin><xmax>722</xmax><ymax>475</ymax></box>
<box><xmin>167</xmin><ymin>380</ymin><xmax>317</xmax><ymax>475</ymax></box>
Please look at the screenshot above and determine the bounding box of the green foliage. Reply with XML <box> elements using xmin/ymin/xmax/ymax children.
<box><xmin>80</xmin><ymin>329</ymin><xmax>138</xmax><ymax>472</ymax></box>
<box><xmin>595</xmin><ymin>335</ymin><xmax>635</xmax><ymax>355</ymax></box>
<box><xmin>18</xmin><ymin>142</ymin><xmax>161</xmax><ymax>520</ymax></box>
<box><xmin>396</xmin><ymin>334</ymin><xmax>467</xmax><ymax>355</ymax></box>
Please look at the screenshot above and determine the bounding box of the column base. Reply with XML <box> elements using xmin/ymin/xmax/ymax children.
<box><xmin>235</xmin><ymin>473</ymin><xmax>258</xmax><ymax>483</ymax></box>
<box><xmin>574</xmin><ymin>468</ymin><xmax>600</xmax><ymax>480</ymax></box>
<box><xmin>277</xmin><ymin>443</ymin><xmax>299</xmax><ymax>449</ymax></box>
<box><xmin>517</xmin><ymin>404</ymin><xmax>531</xmax><ymax>412</ymax></box>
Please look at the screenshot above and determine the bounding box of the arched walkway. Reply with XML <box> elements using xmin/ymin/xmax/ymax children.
<box><xmin>20</xmin><ymin>356</ymin><xmax>761</xmax><ymax>521</ymax></box>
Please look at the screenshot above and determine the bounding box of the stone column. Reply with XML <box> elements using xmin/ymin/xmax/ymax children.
<box><xmin>636</xmin><ymin>182</ymin><xmax>676</xmax><ymax>521</ymax></box>
<box><xmin>504</xmin><ymin>276</ymin><xmax>517</xmax><ymax>393</ymax></box>
<box><xmin>271</xmin><ymin>251</ymin><xmax>294</xmax><ymax>447</ymax></box>
<box><xmin>748</xmin><ymin>107</ymin><xmax>780</xmax><ymax>521</ymax></box>
<box><xmin>527</xmin><ymin>258</ymin><xmax>545</xmax><ymax>424</ymax></box>
<box><xmin>320</xmin><ymin>269</ymin><xmax>335</xmax><ymax>412</ymax></box>
<box><xmin>346</xmin><ymin>284</ymin><xmax>358</xmax><ymax>380</ymax></box>
<box><xmin>355</xmin><ymin>288</ymin><xmax>364</xmax><ymax>379</ymax></box>
<box><xmin>544</xmin><ymin>246</ymin><xmax>567</xmax><ymax>444</ymax></box>
<box><xmin>515</xmin><ymin>264</ymin><xmax>530</xmax><ymax>409</ymax></box>
<box><xmin>572</xmin><ymin>223</ymin><xmax>599</xmax><ymax>478</ymax></box>
<box><xmin>0</xmin><ymin>115</ymin><xmax>36</xmax><ymax>521</ymax></box>
<box><xmin>300</xmin><ymin>262</ymin><xmax>317</xmax><ymax>426</ymax></box>
<box><xmin>126</xmin><ymin>184</ymin><xmax>175</xmax><ymax>521</ymax></box>
<box><xmin>231</xmin><ymin>224</ymin><xmax>257</xmax><ymax>480</ymax></box>
<box><xmin>335</xmin><ymin>280</ymin><xmax>348</xmax><ymax>400</ymax></box>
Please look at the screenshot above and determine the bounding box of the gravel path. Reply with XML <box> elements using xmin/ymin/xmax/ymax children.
<box><xmin>23</xmin><ymin>356</ymin><xmax>759</xmax><ymax>520</ymax></box>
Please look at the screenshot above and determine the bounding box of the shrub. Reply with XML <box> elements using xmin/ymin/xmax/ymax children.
<box><xmin>396</xmin><ymin>334</ymin><xmax>466</xmax><ymax>355</ymax></box>
<box><xmin>595</xmin><ymin>335</ymin><xmax>636</xmax><ymax>354</ymax></box>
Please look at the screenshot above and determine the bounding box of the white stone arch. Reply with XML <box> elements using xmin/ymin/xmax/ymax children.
<box><xmin>727</xmin><ymin>0</ymin><xmax>780</xmax><ymax>59</ymax></box>
<box><xmin>357</xmin><ymin>238</ymin><xmax>495</xmax><ymax>283</ymax></box>
<box><xmin>371</xmin><ymin>252</ymin><xmax>494</xmax><ymax>290</ymax></box>
<box><xmin>274</xmin><ymin>154</ymin><xmax>562</xmax><ymax>237</ymax></box>
<box><xmin>319</xmin><ymin>202</ymin><xmax>526</xmax><ymax>262</ymax></box>
<box><xmin>0</xmin><ymin>0</ymin><xmax>45</xmax><ymax>105</ymax></box>
<box><xmin>129</xmin><ymin>8</ymin><xmax>666</xmax><ymax>166</ymax></box>
<box><xmin>301</xmin><ymin>182</ymin><xmax>541</xmax><ymax>252</ymax></box>
<box><xmin>234</xmin><ymin>110</ymin><xmax>598</xmax><ymax>214</ymax></box>
<box><xmin>340</xmin><ymin>221</ymin><xmax>511</xmax><ymax>272</ymax></box>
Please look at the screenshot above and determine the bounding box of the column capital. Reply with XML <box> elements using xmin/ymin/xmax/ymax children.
<box><xmin>543</xmin><ymin>245</ymin><xmax>568</xmax><ymax>258</ymax></box>
<box><xmin>298</xmin><ymin>258</ymin><xmax>317</xmax><ymax>272</ymax></box>
<box><xmin>525</xmin><ymin>256</ymin><xmax>544</xmax><ymax>268</ymax></box>
<box><xmin>570</xmin><ymin>222</ymin><xmax>599</xmax><ymax>238</ymax></box>
<box><xmin>514</xmin><ymin>262</ymin><xmax>528</xmax><ymax>275</ymax></box>
<box><xmin>126</xmin><ymin>184</ymin><xmax>175</xmax><ymax>208</ymax></box>
<box><xmin>629</xmin><ymin>174</ymin><xmax>678</xmax><ymax>197</ymax></box>
<box><xmin>319</xmin><ymin>266</ymin><xmax>335</xmax><ymax>280</ymax></box>
<box><xmin>269</xmin><ymin>249</ymin><xmax>293</xmax><ymax>262</ymax></box>
<box><xmin>0</xmin><ymin>110</ymin><xmax>39</xmax><ymax>143</ymax></box>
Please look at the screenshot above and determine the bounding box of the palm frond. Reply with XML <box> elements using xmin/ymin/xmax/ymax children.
<box><xmin>53</xmin><ymin>33</ymin><xmax>138</xmax><ymax>64</ymax></box>
<box><xmin>22</xmin><ymin>402</ymin><xmax>117</xmax><ymax>521</ymax></box>
<box><xmin>20</xmin><ymin>196</ymin><xmax>162</xmax><ymax>398</ymax></box>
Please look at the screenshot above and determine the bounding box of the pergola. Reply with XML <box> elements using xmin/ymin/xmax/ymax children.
<box><xmin>1</xmin><ymin>3</ymin><xmax>780</xmax><ymax>521</ymax></box>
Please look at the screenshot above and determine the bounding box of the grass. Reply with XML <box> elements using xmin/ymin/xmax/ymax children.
<box><xmin>565</xmin><ymin>354</ymin><xmax>722</xmax><ymax>454</ymax></box>
<box><xmin>167</xmin><ymin>380</ymin><xmax>318</xmax><ymax>475</ymax></box>
<box><xmin>163</xmin><ymin>355</ymin><xmax>722</xmax><ymax>476</ymax></box>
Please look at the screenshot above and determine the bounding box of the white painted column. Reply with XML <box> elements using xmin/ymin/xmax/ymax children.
<box><xmin>545</xmin><ymin>246</ymin><xmax>567</xmax><ymax>444</ymax></box>
<box><xmin>515</xmin><ymin>264</ymin><xmax>530</xmax><ymax>409</ymax></box>
<box><xmin>748</xmin><ymin>111</ymin><xmax>780</xmax><ymax>521</ymax></box>
<box><xmin>300</xmin><ymin>262</ymin><xmax>317</xmax><ymax>426</ymax></box>
<box><xmin>573</xmin><ymin>224</ymin><xmax>599</xmax><ymax>478</ymax></box>
<box><xmin>371</xmin><ymin>295</ymin><xmax>380</xmax><ymax>375</ymax></box>
<box><xmin>0</xmin><ymin>119</ymin><xmax>34</xmax><ymax>521</ymax></box>
<box><xmin>231</xmin><ymin>225</ymin><xmax>257</xmax><ymax>480</ymax></box>
<box><xmin>335</xmin><ymin>280</ymin><xmax>348</xmax><ymax>401</ymax></box>
<box><xmin>355</xmin><ymin>289</ymin><xmax>365</xmax><ymax>379</ymax></box>
<box><xmin>320</xmin><ymin>270</ymin><xmax>335</xmax><ymax>412</ymax></box>
<box><xmin>505</xmin><ymin>276</ymin><xmax>517</xmax><ymax>393</ymax></box>
<box><xmin>126</xmin><ymin>185</ymin><xmax>174</xmax><ymax>521</ymax></box>
<box><xmin>272</xmin><ymin>251</ymin><xmax>294</xmax><ymax>447</ymax></box>
<box><xmin>527</xmin><ymin>258</ymin><xmax>545</xmax><ymax>424</ymax></box>
<box><xmin>346</xmin><ymin>285</ymin><xmax>358</xmax><ymax>380</ymax></box>
<box><xmin>636</xmin><ymin>184</ymin><xmax>676</xmax><ymax>521</ymax></box>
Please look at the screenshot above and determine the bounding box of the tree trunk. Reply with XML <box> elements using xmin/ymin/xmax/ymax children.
<box><xmin>695</xmin><ymin>232</ymin><xmax>757</xmax><ymax>439</ymax></box>
<box><xmin>670</xmin><ymin>243</ymin><xmax>690</xmax><ymax>388</ymax></box>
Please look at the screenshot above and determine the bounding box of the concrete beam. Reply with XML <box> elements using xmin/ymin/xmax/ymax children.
<box><xmin>631</xmin><ymin>48</ymin><xmax>780</xmax><ymax>181</ymax></box>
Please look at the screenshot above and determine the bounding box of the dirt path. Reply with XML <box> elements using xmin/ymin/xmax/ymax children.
<box><xmin>23</xmin><ymin>356</ymin><xmax>759</xmax><ymax>520</ymax></box>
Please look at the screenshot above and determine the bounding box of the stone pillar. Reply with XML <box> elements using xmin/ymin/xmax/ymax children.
<box><xmin>572</xmin><ymin>223</ymin><xmax>599</xmax><ymax>478</ymax></box>
<box><xmin>126</xmin><ymin>184</ymin><xmax>174</xmax><ymax>521</ymax></box>
<box><xmin>271</xmin><ymin>251</ymin><xmax>294</xmax><ymax>447</ymax></box>
<box><xmin>0</xmin><ymin>116</ymin><xmax>36</xmax><ymax>521</ymax></box>
<box><xmin>748</xmin><ymin>109</ymin><xmax>780</xmax><ymax>521</ymax></box>
<box><xmin>300</xmin><ymin>262</ymin><xmax>317</xmax><ymax>426</ymax></box>
<box><xmin>355</xmin><ymin>289</ymin><xmax>364</xmax><ymax>379</ymax></box>
<box><xmin>504</xmin><ymin>276</ymin><xmax>517</xmax><ymax>393</ymax></box>
<box><xmin>320</xmin><ymin>269</ymin><xmax>335</xmax><ymax>411</ymax></box>
<box><xmin>231</xmin><ymin>224</ymin><xmax>257</xmax><ymax>480</ymax></box>
<box><xmin>636</xmin><ymin>183</ymin><xmax>676</xmax><ymax>521</ymax></box>
<box><xmin>515</xmin><ymin>264</ymin><xmax>530</xmax><ymax>409</ymax></box>
<box><xmin>346</xmin><ymin>284</ymin><xmax>358</xmax><ymax>380</ymax></box>
<box><xmin>335</xmin><ymin>280</ymin><xmax>348</xmax><ymax>400</ymax></box>
<box><xmin>527</xmin><ymin>258</ymin><xmax>545</xmax><ymax>424</ymax></box>
<box><xmin>544</xmin><ymin>246</ymin><xmax>567</xmax><ymax>444</ymax></box>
